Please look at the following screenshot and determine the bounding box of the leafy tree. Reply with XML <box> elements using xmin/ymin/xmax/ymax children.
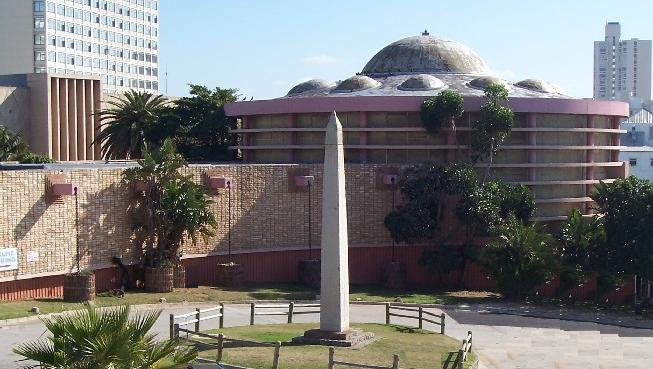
<box><xmin>123</xmin><ymin>138</ymin><xmax>216</xmax><ymax>267</ymax></box>
<box><xmin>555</xmin><ymin>209</ymin><xmax>606</xmax><ymax>296</ymax></box>
<box><xmin>478</xmin><ymin>216</ymin><xmax>557</xmax><ymax>299</ymax></box>
<box><xmin>94</xmin><ymin>90</ymin><xmax>168</xmax><ymax>160</ymax></box>
<box><xmin>592</xmin><ymin>177</ymin><xmax>653</xmax><ymax>297</ymax></box>
<box><xmin>469</xmin><ymin>83</ymin><xmax>514</xmax><ymax>179</ymax></box>
<box><xmin>13</xmin><ymin>305</ymin><xmax>196</xmax><ymax>369</ymax></box>
<box><xmin>0</xmin><ymin>126</ymin><xmax>54</xmax><ymax>163</ymax></box>
<box><xmin>170</xmin><ymin>85</ymin><xmax>240</xmax><ymax>162</ymax></box>
<box><xmin>420</xmin><ymin>90</ymin><xmax>464</xmax><ymax>135</ymax></box>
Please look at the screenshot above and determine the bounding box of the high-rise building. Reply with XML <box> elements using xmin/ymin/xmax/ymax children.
<box><xmin>0</xmin><ymin>0</ymin><xmax>159</xmax><ymax>94</ymax></box>
<box><xmin>593</xmin><ymin>22</ymin><xmax>652</xmax><ymax>104</ymax></box>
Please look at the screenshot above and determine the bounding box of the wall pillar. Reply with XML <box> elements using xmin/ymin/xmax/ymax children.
<box><xmin>84</xmin><ymin>80</ymin><xmax>94</xmax><ymax>160</ymax></box>
<box><xmin>58</xmin><ymin>78</ymin><xmax>68</xmax><ymax>161</ymax></box>
<box><xmin>359</xmin><ymin>111</ymin><xmax>368</xmax><ymax>163</ymax></box>
<box><xmin>527</xmin><ymin>113</ymin><xmax>537</xmax><ymax>181</ymax></box>
<box><xmin>610</xmin><ymin>116</ymin><xmax>621</xmax><ymax>162</ymax></box>
<box><xmin>76</xmin><ymin>79</ymin><xmax>86</xmax><ymax>161</ymax></box>
<box><xmin>67</xmin><ymin>79</ymin><xmax>77</xmax><ymax>161</ymax></box>
<box><xmin>288</xmin><ymin>113</ymin><xmax>295</xmax><ymax>162</ymax></box>
<box><xmin>585</xmin><ymin>115</ymin><xmax>595</xmax><ymax>214</ymax></box>
<box><xmin>92</xmin><ymin>80</ymin><xmax>101</xmax><ymax>159</ymax></box>
<box><xmin>51</xmin><ymin>78</ymin><xmax>60</xmax><ymax>161</ymax></box>
<box><xmin>242</xmin><ymin>116</ymin><xmax>250</xmax><ymax>162</ymax></box>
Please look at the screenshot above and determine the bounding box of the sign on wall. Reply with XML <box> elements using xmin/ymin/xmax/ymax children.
<box><xmin>0</xmin><ymin>248</ymin><xmax>18</xmax><ymax>271</ymax></box>
<box><xmin>26</xmin><ymin>251</ymin><xmax>39</xmax><ymax>263</ymax></box>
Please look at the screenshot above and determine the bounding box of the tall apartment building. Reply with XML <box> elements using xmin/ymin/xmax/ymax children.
<box><xmin>593</xmin><ymin>22</ymin><xmax>652</xmax><ymax>104</ymax></box>
<box><xmin>0</xmin><ymin>0</ymin><xmax>159</xmax><ymax>94</ymax></box>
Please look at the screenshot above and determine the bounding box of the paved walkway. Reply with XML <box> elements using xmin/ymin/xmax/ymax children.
<box><xmin>1</xmin><ymin>302</ymin><xmax>652</xmax><ymax>369</ymax></box>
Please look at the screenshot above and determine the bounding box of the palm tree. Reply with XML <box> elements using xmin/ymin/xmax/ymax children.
<box><xmin>13</xmin><ymin>305</ymin><xmax>196</xmax><ymax>369</ymax></box>
<box><xmin>93</xmin><ymin>90</ymin><xmax>167</xmax><ymax>160</ymax></box>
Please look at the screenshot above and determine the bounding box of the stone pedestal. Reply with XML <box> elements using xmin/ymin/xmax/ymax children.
<box><xmin>173</xmin><ymin>265</ymin><xmax>186</xmax><ymax>289</ymax></box>
<box><xmin>145</xmin><ymin>266</ymin><xmax>174</xmax><ymax>293</ymax></box>
<box><xmin>63</xmin><ymin>273</ymin><xmax>96</xmax><ymax>302</ymax></box>
<box><xmin>216</xmin><ymin>262</ymin><xmax>244</xmax><ymax>288</ymax></box>
<box><xmin>298</xmin><ymin>259</ymin><xmax>320</xmax><ymax>289</ymax></box>
<box><xmin>382</xmin><ymin>261</ymin><xmax>407</xmax><ymax>290</ymax></box>
<box><xmin>293</xmin><ymin>328</ymin><xmax>375</xmax><ymax>348</ymax></box>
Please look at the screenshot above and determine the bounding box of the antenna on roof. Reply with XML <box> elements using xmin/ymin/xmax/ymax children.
<box><xmin>422</xmin><ymin>29</ymin><xmax>429</xmax><ymax>36</ymax></box>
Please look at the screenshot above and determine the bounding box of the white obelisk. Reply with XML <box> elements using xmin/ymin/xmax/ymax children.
<box><xmin>320</xmin><ymin>111</ymin><xmax>350</xmax><ymax>333</ymax></box>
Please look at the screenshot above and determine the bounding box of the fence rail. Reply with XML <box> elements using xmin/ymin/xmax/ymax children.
<box><xmin>452</xmin><ymin>331</ymin><xmax>473</xmax><ymax>369</ymax></box>
<box><xmin>384</xmin><ymin>303</ymin><xmax>446</xmax><ymax>334</ymax></box>
<box><xmin>250</xmin><ymin>302</ymin><xmax>321</xmax><ymax>325</ymax></box>
<box><xmin>170</xmin><ymin>304</ymin><xmax>224</xmax><ymax>339</ymax></box>
<box><xmin>328</xmin><ymin>347</ymin><xmax>399</xmax><ymax>369</ymax></box>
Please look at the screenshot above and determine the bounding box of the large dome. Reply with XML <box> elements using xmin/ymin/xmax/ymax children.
<box><xmin>362</xmin><ymin>34</ymin><xmax>492</xmax><ymax>76</ymax></box>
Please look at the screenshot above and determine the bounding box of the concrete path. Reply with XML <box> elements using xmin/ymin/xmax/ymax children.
<box><xmin>1</xmin><ymin>302</ymin><xmax>652</xmax><ymax>369</ymax></box>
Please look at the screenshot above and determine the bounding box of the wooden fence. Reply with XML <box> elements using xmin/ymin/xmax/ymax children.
<box><xmin>384</xmin><ymin>303</ymin><xmax>446</xmax><ymax>334</ymax></box>
<box><xmin>249</xmin><ymin>302</ymin><xmax>320</xmax><ymax>325</ymax></box>
<box><xmin>442</xmin><ymin>331</ymin><xmax>473</xmax><ymax>369</ymax></box>
<box><xmin>169</xmin><ymin>304</ymin><xmax>224</xmax><ymax>340</ymax></box>
<box><xmin>328</xmin><ymin>347</ymin><xmax>399</xmax><ymax>369</ymax></box>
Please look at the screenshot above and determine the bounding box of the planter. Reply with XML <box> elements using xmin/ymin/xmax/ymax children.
<box><xmin>382</xmin><ymin>261</ymin><xmax>407</xmax><ymax>290</ymax></box>
<box><xmin>216</xmin><ymin>262</ymin><xmax>244</xmax><ymax>288</ymax></box>
<box><xmin>173</xmin><ymin>265</ymin><xmax>186</xmax><ymax>289</ymax></box>
<box><xmin>298</xmin><ymin>259</ymin><xmax>320</xmax><ymax>289</ymax></box>
<box><xmin>63</xmin><ymin>273</ymin><xmax>96</xmax><ymax>302</ymax></box>
<box><xmin>145</xmin><ymin>266</ymin><xmax>174</xmax><ymax>293</ymax></box>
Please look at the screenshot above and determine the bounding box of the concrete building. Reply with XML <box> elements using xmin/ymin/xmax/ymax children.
<box><xmin>0</xmin><ymin>73</ymin><xmax>103</xmax><ymax>161</ymax></box>
<box><xmin>226</xmin><ymin>33</ymin><xmax>629</xmax><ymax>223</ymax></box>
<box><xmin>593</xmin><ymin>22</ymin><xmax>652</xmax><ymax>105</ymax></box>
<box><xmin>0</xmin><ymin>0</ymin><xmax>159</xmax><ymax>94</ymax></box>
<box><xmin>620</xmin><ymin>108</ymin><xmax>653</xmax><ymax>179</ymax></box>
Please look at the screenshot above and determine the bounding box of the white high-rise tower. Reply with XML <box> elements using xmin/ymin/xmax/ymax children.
<box><xmin>593</xmin><ymin>22</ymin><xmax>652</xmax><ymax>104</ymax></box>
<box><xmin>0</xmin><ymin>0</ymin><xmax>159</xmax><ymax>94</ymax></box>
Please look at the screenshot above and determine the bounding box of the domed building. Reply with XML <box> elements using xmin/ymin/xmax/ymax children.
<box><xmin>225</xmin><ymin>33</ymin><xmax>629</xmax><ymax>222</ymax></box>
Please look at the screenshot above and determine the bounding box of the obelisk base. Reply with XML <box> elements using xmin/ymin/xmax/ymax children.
<box><xmin>293</xmin><ymin>328</ymin><xmax>375</xmax><ymax>348</ymax></box>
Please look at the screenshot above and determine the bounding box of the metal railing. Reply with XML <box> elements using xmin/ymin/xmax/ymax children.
<box><xmin>384</xmin><ymin>303</ymin><xmax>446</xmax><ymax>334</ymax></box>
<box><xmin>249</xmin><ymin>302</ymin><xmax>320</xmax><ymax>325</ymax></box>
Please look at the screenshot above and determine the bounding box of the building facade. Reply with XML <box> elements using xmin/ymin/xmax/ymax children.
<box><xmin>0</xmin><ymin>0</ymin><xmax>159</xmax><ymax>94</ymax></box>
<box><xmin>620</xmin><ymin>108</ymin><xmax>653</xmax><ymax>179</ymax></box>
<box><xmin>593</xmin><ymin>22</ymin><xmax>652</xmax><ymax>104</ymax></box>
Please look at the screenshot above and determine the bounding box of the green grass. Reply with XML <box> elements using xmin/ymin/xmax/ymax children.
<box><xmin>196</xmin><ymin>323</ymin><xmax>474</xmax><ymax>369</ymax></box>
<box><xmin>0</xmin><ymin>284</ymin><xmax>501</xmax><ymax>321</ymax></box>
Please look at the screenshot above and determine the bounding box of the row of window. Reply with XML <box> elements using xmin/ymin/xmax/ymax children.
<box><xmin>628</xmin><ymin>158</ymin><xmax>653</xmax><ymax>167</ymax></box>
<box><xmin>43</xmin><ymin>20</ymin><xmax>158</xmax><ymax>49</ymax></box>
<box><xmin>40</xmin><ymin>33</ymin><xmax>159</xmax><ymax>60</ymax></box>
<box><xmin>36</xmin><ymin>51</ymin><xmax>158</xmax><ymax>77</ymax></box>
<box><xmin>37</xmin><ymin>66</ymin><xmax>159</xmax><ymax>91</ymax></box>
<box><xmin>35</xmin><ymin>0</ymin><xmax>158</xmax><ymax>20</ymax></box>
<box><xmin>45</xmin><ymin>13</ymin><xmax>158</xmax><ymax>37</ymax></box>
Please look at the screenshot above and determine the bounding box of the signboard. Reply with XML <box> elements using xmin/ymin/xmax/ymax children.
<box><xmin>26</xmin><ymin>251</ymin><xmax>39</xmax><ymax>263</ymax></box>
<box><xmin>0</xmin><ymin>248</ymin><xmax>18</xmax><ymax>271</ymax></box>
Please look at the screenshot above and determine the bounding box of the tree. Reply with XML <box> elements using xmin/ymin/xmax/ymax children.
<box><xmin>94</xmin><ymin>90</ymin><xmax>167</xmax><ymax>160</ymax></box>
<box><xmin>469</xmin><ymin>83</ymin><xmax>514</xmax><ymax>179</ymax></box>
<box><xmin>13</xmin><ymin>305</ymin><xmax>196</xmax><ymax>369</ymax></box>
<box><xmin>554</xmin><ymin>209</ymin><xmax>606</xmax><ymax>297</ymax></box>
<box><xmin>0</xmin><ymin>125</ymin><xmax>54</xmax><ymax>164</ymax></box>
<box><xmin>478</xmin><ymin>216</ymin><xmax>557</xmax><ymax>299</ymax></box>
<box><xmin>123</xmin><ymin>138</ymin><xmax>217</xmax><ymax>267</ymax></box>
<box><xmin>420</xmin><ymin>90</ymin><xmax>464</xmax><ymax>135</ymax></box>
<box><xmin>170</xmin><ymin>85</ymin><xmax>240</xmax><ymax>162</ymax></box>
<box><xmin>592</xmin><ymin>177</ymin><xmax>653</xmax><ymax>302</ymax></box>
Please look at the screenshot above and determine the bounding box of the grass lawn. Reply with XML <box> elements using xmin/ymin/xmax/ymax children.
<box><xmin>0</xmin><ymin>284</ymin><xmax>501</xmax><ymax>321</ymax></box>
<box><xmin>196</xmin><ymin>323</ymin><xmax>474</xmax><ymax>369</ymax></box>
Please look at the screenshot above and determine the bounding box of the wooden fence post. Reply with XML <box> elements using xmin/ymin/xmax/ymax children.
<box><xmin>217</xmin><ymin>333</ymin><xmax>224</xmax><ymax>362</ymax></box>
<box><xmin>385</xmin><ymin>303</ymin><xmax>390</xmax><ymax>325</ymax></box>
<box><xmin>392</xmin><ymin>354</ymin><xmax>399</xmax><ymax>369</ymax></box>
<box><xmin>169</xmin><ymin>314</ymin><xmax>175</xmax><ymax>340</ymax></box>
<box><xmin>272</xmin><ymin>341</ymin><xmax>281</xmax><ymax>369</ymax></box>
<box><xmin>219</xmin><ymin>303</ymin><xmax>225</xmax><ymax>329</ymax></box>
<box><xmin>288</xmin><ymin>302</ymin><xmax>294</xmax><ymax>324</ymax></box>
<box><xmin>328</xmin><ymin>347</ymin><xmax>335</xmax><ymax>369</ymax></box>
<box><xmin>468</xmin><ymin>331</ymin><xmax>472</xmax><ymax>351</ymax></box>
<box><xmin>457</xmin><ymin>345</ymin><xmax>465</xmax><ymax>369</ymax></box>
<box><xmin>195</xmin><ymin>308</ymin><xmax>201</xmax><ymax>332</ymax></box>
<box><xmin>250</xmin><ymin>303</ymin><xmax>255</xmax><ymax>325</ymax></box>
<box><xmin>440</xmin><ymin>313</ymin><xmax>446</xmax><ymax>334</ymax></box>
<box><xmin>173</xmin><ymin>323</ymin><xmax>179</xmax><ymax>340</ymax></box>
<box><xmin>418</xmin><ymin>306</ymin><xmax>423</xmax><ymax>329</ymax></box>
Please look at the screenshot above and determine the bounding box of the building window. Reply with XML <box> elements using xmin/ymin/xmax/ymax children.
<box><xmin>34</xmin><ymin>17</ymin><xmax>45</xmax><ymax>29</ymax></box>
<box><xmin>34</xmin><ymin>51</ymin><xmax>46</xmax><ymax>61</ymax></box>
<box><xmin>33</xmin><ymin>1</ymin><xmax>45</xmax><ymax>12</ymax></box>
<box><xmin>630</xmin><ymin>158</ymin><xmax>638</xmax><ymax>167</ymax></box>
<box><xmin>34</xmin><ymin>67</ymin><xmax>46</xmax><ymax>74</ymax></box>
<box><xmin>34</xmin><ymin>33</ymin><xmax>45</xmax><ymax>45</ymax></box>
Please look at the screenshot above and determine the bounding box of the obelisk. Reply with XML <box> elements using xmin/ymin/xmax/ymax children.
<box><xmin>320</xmin><ymin>111</ymin><xmax>350</xmax><ymax>333</ymax></box>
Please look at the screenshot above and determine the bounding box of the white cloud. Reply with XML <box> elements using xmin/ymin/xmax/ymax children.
<box><xmin>301</xmin><ymin>55</ymin><xmax>340</xmax><ymax>65</ymax></box>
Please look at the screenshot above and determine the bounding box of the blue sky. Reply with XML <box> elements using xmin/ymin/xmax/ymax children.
<box><xmin>159</xmin><ymin>0</ymin><xmax>653</xmax><ymax>100</ymax></box>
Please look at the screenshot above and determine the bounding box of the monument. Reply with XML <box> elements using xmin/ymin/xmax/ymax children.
<box><xmin>295</xmin><ymin>111</ymin><xmax>374</xmax><ymax>347</ymax></box>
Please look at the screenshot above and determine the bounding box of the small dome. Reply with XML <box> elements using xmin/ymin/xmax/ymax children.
<box><xmin>398</xmin><ymin>74</ymin><xmax>445</xmax><ymax>91</ymax></box>
<box><xmin>287</xmin><ymin>79</ymin><xmax>334</xmax><ymax>96</ymax></box>
<box><xmin>515</xmin><ymin>79</ymin><xmax>559</xmax><ymax>94</ymax></box>
<box><xmin>362</xmin><ymin>35</ymin><xmax>492</xmax><ymax>75</ymax></box>
<box><xmin>468</xmin><ymin>76</ymin><xmax>511</xmax><ymax>91</ymax></box>
<box><xmin>332</xmin><ymin>75</ymin><xmax>380</xmax><ymax>93</ymax></box>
